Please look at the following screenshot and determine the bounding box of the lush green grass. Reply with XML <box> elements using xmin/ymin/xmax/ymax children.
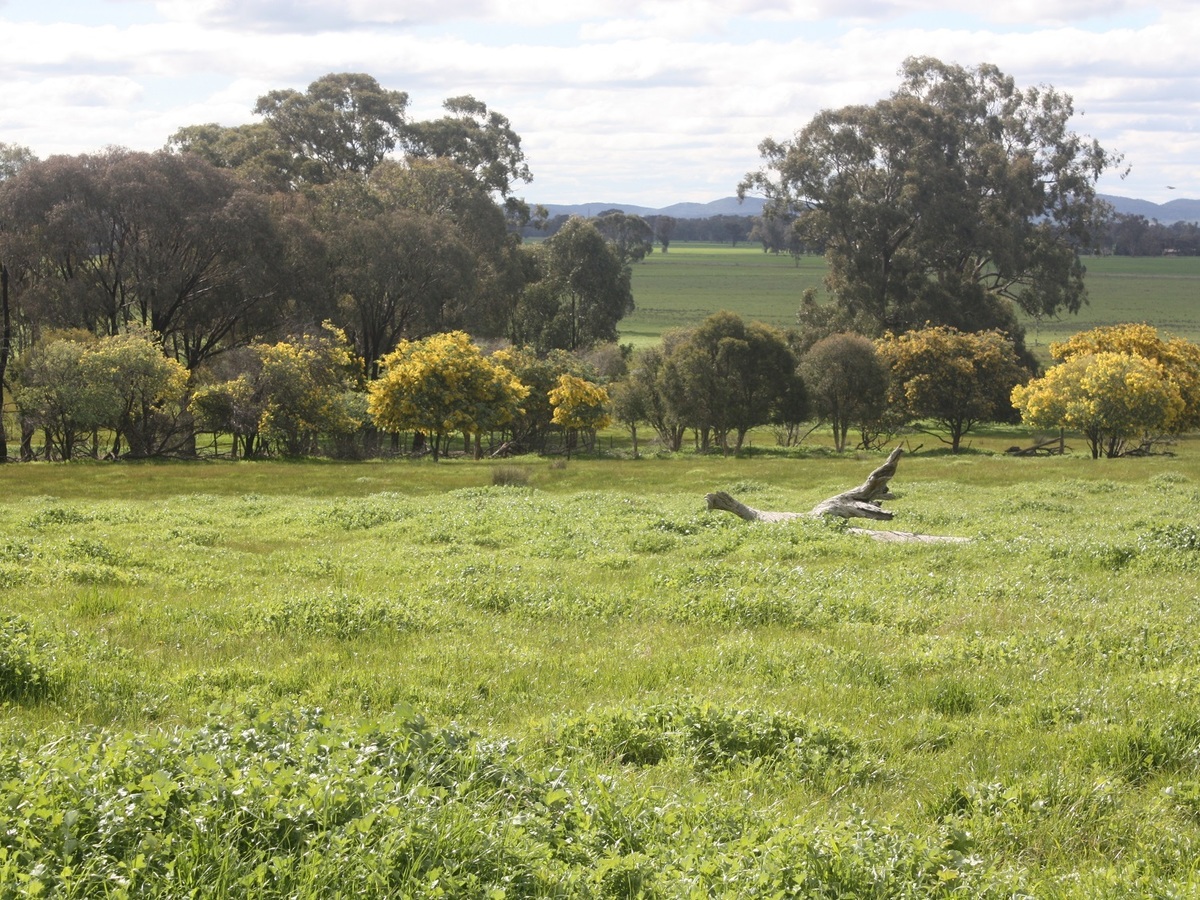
<box><xmin>622</xmin><ymin>244</ymin><xmax>825</xmax><ymax>347</ymax></box>
<box><xmin>5</xmin><ymin>450</ymin><xmax>1200</xmax><ymax>895</ymax></box>
<box><xmin>625</xmin><ymin>246</ymin><xmax>1200</xmax><ymax>361</ymax></box>
<box><xmin>1033</xmin><ymin>255</ymin><xmax>1200</xmax><ymax>349</ymax></box>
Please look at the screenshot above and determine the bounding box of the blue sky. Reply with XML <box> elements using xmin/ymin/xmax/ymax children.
<box><xmin>1</xmin><ymin>0</ymin><xmax>1196</xmax><ymax>207</ymax></box>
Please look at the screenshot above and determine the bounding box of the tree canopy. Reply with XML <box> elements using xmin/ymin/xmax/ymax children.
<box><xmin>0</xmin><ymin>149</ymin><xmax>284</xmax><ymax>368</ymax></box>
<box><xmin>656</xmin><ymin>311</ymin><xmax>799</xmax><ymax>452</ymax></box>
<box><xmin>512</xmin><ymin>217</ymin><xmax>634</xmax><ymax>354</ymax></box>
<box><xmin>549</xmin><ymin>373</ymin><xmax>611</xmax><ymax>454</ymax></box>
<box><xmin>1048</xmin><ymin>323</ymin><xmax>1200</xmax><ymax>434</ymax></box>
<box><xmin>14</xmin><ymin>330</ymin><xmax>188</xmax><ymax>460</ymax></box>
<box><xmin>367</xmin><ymin>331</ymin><xmax>529</xmax><ymax>460</ymax></box>
<box><xmin>1012</xmin><ymin>352</ymin><xmax>1184</xmax><ymax>459</ymax></box>
<box><xmin>593</xmin><ymin>211</ymin><xmax>654</xmax><ymax>265</ymax></box>
<box><xmin>403</xmin><ymin>95</ymin><xmax>534</xmax><ymax>224</ymax></box>
<box><xmin>799</xmin><ymin>333</ymin><xmax>888</xmax><ymax>452</ymax></box>
<box><xmin>740</xmin><ymin>57</ymin><xmax>1121</xmax><ymax>350</ymax></box>
<box><xmin>877</xmin><ymin>325</ymin><xmax>1028</xmax><ymax>452</ymax></box>
<box><xmin>253</xmin><ymin>73</ymin><xmax>410</xmax><ymax>185</ymax></box>
<box><xmin>1011</xmin><ymin>324</ymin><xmax>1200</xmax><ymax>457</ymax></box>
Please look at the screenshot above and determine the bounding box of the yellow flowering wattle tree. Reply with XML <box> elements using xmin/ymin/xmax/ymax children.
<box><xmin>367</xmin><ymin>331</ymin><xmax>528</xmax><ymax>460</ymax></box>
<box><xmin>190</xmin><ymin>323</ymin><xmax>363</xmax><ymax>458</ymax></box>
<box><xmin>549</xmin><ymin>373</ymin><xmax>611</xmax><ymax>456</ymax></box>
<box><xmin>1011</xmin><ymin>351</ymin><xmax>1184</xmax><ymax>458</ymax></box>
<box><xmin>1048</xmin><ymin>324</ymin><xmax>1200</xmax><ymax>434</ymax></box>
<box><xmin>255</xmin><ymin>325</ymin><xmax>364</xmax><ymax>458</ymax></box>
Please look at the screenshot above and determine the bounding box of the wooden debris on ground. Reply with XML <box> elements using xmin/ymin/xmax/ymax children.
<box><xmin>704</xmin><ymin>447</ymin><xmax>970</xmax><ymax>543</ymax></box>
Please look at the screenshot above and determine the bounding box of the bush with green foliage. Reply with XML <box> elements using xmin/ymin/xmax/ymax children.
<box><xmin>0</xmin><ymin>616</ymin><xmax>55</xmax><ymax>703</ymax></box>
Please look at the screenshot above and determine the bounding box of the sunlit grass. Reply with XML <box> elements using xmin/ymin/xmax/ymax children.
<box><xmin>4</xmin><ymin>451</ymin><xmax>1200</xmax><ymax>894</ymax></box>
<box><xmin>625</xmin><ymin>246</ymin><xmax>1200</xmax><ymax>365</ymax></box>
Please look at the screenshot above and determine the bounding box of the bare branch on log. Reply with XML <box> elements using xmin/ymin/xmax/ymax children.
<box><xmin>809</xmin><ymin>446</ymin><xmax>902</xmax><ymax>519</ymax></box>
<box><xmin>703</xmin><ymin>491</ymin><xmax>804</xmax><ymax>523</ymax></box>
<box><xmin>704</xmin><ymin>447</ymin><xmax>969</xmax><ymax>543</ymax></box>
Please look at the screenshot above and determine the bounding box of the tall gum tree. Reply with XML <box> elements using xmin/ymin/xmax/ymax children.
<box><xmin>513</xmin><ymin>217</ymin><xmax>634</xmax><ymax>354</ymax></box>
<box><xmin>254</xmin><ymin>73</ymin><xmax>410</xmax><ymax>185</ymax></box>
<box><xmin>0</xmin><ymin>143</ymin><xmax>38</xmax><ymax>461</ymax></box>
<box><xmin>402</xmin><ymin>95</ymin><xmax>534</xmax><ymax>226</ymax></box>
<box><xmin>0</xmin><ymin>149</ymin><xmax>284</xmax><ymax>369</ymax></box>
<box><xmin>739</xmin><ymin>57</ymin><xmax>1121</xmax><ymax>348</ymax></box>
<box><xmin>367</xmin><ymin>158</ymin><xmax>527</xmax><ymax>340</ymax></box>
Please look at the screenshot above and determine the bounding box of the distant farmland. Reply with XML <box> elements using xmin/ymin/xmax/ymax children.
<box><xmin>624</xmin><ymin>245</ymin><xmax>1200</xmax><ymax>362</ymax></box>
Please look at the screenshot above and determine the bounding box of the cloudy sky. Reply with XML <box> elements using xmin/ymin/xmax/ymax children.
<box><xmin>1</xmin><ymin>0</ymin><xmax>1196</xmax><ymax>207</ymax></box>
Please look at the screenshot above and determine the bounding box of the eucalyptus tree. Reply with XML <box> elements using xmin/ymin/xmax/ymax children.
<box><xmin>254</xmin><ymin>72</ymin><xmax>410</xmax><ymax>185</ymax></box>
<box><xmin>0</xmin><ymin>142</ymin><xmax>28</xmax><ymax>458</ymax></box>
<box><xmin>0</xmin><ymin>143</ymin><xmax>36</xmax><ymax>181</ymax></box>
<box><xmin>512</xmin><ymin>217</ymin><xmax>634</xmax><ymax>353</ymax></box>
<box><xmin>403</xmin><ymin>95</ymin><xmax>534</xmax><ymax>225</ymax></box>
<box><xmin>0</xmin><ymin>149</ymin><xmax>285</xmax><ymax>369</ymax></box>
<box><xmin>170</xmin><ymin>77</ymin><xmax>535</xmax><ymax>343</ymax></box>
<box><xmin>330</xmin><ymin>209</ymin><xmax>476</xmax><ymax>378</ymax></box>
<box><xmin>593</xmin><ymin>210</ymin><xmax>654</xmax><ymax>264</ymax></box>
<box><xmin>1</xmin><ymin>263</ymin><xmax>9</xmax><ymax>461</ymax></box>
<box><xmin>799</xmin><ymin>333</ymin><xmax>888</xmax><ymax>452</ymax></box>
<box><xmin>167</xmin><ymin>121</ymin><xmax>297</xmax><ymax>193</ymax></box>
<box><xmin>652</xmin><ymin>215</ymin><xmax>677</xmax><ymax>253</ymax></box>
<box><xmin>367</xmin><ymin>158</ymin><xmax>528</xmax><ymax>339</ymax></box>
<box><xmin>740</xmin><ymin>57</ymin><xmax>1121</xmax><ymax>346</ymax></box>
<box><xmin>657</xmin><ymin>311</ymin><xmax>799</xmax><ymax>452</ymax></box>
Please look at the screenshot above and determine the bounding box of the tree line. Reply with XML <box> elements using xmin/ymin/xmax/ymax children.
<box><xmin>1102</xmin><ymin>215</ymin><xmax>1200</xmax><ymax>257</ymax></box>
<box><xmin>527</xmin><ymin>213</ymin><xmax>756</xmax><ymax>249</ymax></box>
<box><xmin>0</xmin><ymin>73</ymin><xmax>636</xmax><ymax>460</ymax></box>
<box><xmin>3</xmin><ymin>59</ymin><xmax>1195</xmax><ymax>462</ymax></box>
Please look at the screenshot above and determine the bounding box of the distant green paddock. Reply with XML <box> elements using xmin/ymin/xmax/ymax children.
<box><xmin>1029</xmin><ymin>255</ymin><xmax>1200</xmax><ymax>350</ymax></box>
<box><xmin>621</xmin><ymin>243</ymin><xmax>825</xmax><ymax>346</ymax></box>
<box><xmin>624</xmin><ymin>246</ymin><xmax>1200</xmax><ymax>360</ymax></box>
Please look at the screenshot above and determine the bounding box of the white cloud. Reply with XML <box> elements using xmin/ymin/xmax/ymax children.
<box><xmin>1</xmin><ymin>1</ymin><xmax>1197</xmax><ymax>204</ymax></box>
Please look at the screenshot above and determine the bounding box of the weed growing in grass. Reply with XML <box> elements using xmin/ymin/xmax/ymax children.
<box><xmin>0</xmin><ymin>703</ymin><xmax>1020</xmax><ymax>898</ymax></box>
<box><xmin>26</xmin><ymin>504</ymin><xmax>92</xmax><ymax>528</ymax></box>
<box><xmin>1092</xmin><ymin>714</ymin><xmax>1200</xmax><ymax>783</ymax></box>
<box><xmin>552</xmin><ymin>701</ymin><xmax>880</xmax><ymax>783</ymax></box>
<box><xmin>492</xmin><ymin>465</ymin><xmax>532</xmax><ymax>487</ymax></box>
<box><xmin>255</xmin><ymin>590</ymin><xmax>449</xmax><ymax>639</ymax></box>
<box><xmin>317</xmin><ymin>494</ymin><xmax>412</xmax><ymax>530</ymax></box>
<box><xmin>0</xmin><ymin>616</ymin><xmax>56</xmax><ymax>703</ymax></box>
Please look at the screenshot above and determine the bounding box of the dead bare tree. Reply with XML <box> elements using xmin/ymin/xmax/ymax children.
<box><xmin>705</xmin><ymin>447</ymin><xmax>968</xmax><ymax>543</ymax></box>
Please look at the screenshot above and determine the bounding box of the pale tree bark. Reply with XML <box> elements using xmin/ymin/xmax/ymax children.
<box><xmin>705</xmin><ymin>447</ymin><xmax>968</xmax><ymax>543</ymax></box>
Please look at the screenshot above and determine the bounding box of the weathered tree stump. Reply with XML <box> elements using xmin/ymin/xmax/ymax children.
<box><xmin>704</xmin><ymin>447</ymin><xmax>969</xmax><ymax>543</ymax></box>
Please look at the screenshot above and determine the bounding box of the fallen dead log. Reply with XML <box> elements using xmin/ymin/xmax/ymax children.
<box><xmin>704</xmin><ymin>447</ymin><xmax>969</xmax><ymax>543</ymax></box>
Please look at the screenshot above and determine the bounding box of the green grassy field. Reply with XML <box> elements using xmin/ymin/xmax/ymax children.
<box><xmin>4</xmin><ymin>452</ymin><xmax>1200</xmax><ymax>896</ymax></box>
<box><xmin>1038</xmin><ymin>255</ymin><xmax>1200</xmax><ymax>349</ymax></box>
<box><xmin>624</xmin><ymin>246</ymin><xmax>1200</xmax><ymax>362</ymax></box>
<box><xmin>3</xmin><ymin>249</ymin><xmax>1200</xmax><ymax>896</ymax></box>
<box><xmin>621</xmin><ymin>245</ymin><xmax>826</xmax><ymax>346</ymax></box>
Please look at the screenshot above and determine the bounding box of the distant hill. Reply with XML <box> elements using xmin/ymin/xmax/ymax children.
<box><xmin>1100</xmin><ymin>194</ymin><xmax>1200</xmax><ymax>224</ymax></box>
<box><xmin>537</xmin><ymin>197</ymin><xmax>767</xmax><ymax>220</ymax></box>
<box><xmin>535</xmin><ymin>194</ymin><xmax>1199</xmax><ymax>224</ymax></box>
